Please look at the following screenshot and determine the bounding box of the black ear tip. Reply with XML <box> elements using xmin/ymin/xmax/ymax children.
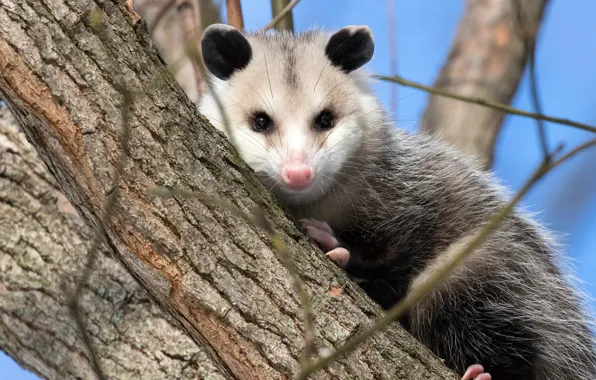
<box><xmin>201</xmin><ymin>23</ymin><xmax>252</xmax><ymax>81</ymax></box>
<box><xmin>202</xmin><ymin>23</ymin><xmax>239</xmax><ymax>40</ymax></box>
<box><xmin>325</xmin><ymin>25</ymin><xmax>375</xmax><ymax>73</ymax></box>
<box><xmin>344</xmin><ymin>25</ymin><xmax>375</xmax><ymax>43</ymax></box>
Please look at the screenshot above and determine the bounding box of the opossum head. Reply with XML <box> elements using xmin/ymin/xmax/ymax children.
<box><xmin>199</xmin><ymin>23</ymin><xmax>380</xmax><ymax>206</ymax></box>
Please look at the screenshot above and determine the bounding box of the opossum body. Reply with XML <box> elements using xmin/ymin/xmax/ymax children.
<box><xmin>198</xmin><ymin>23</ymin><xmax>596</xmax><ymax>379</ymax></box>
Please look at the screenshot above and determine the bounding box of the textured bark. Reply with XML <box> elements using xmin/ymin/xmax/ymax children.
<box><xmin>0</xmin><ymin>0</ymin><xmax>458</xmax><ymax>379</ymax></box>
<box><xmin>0</xmin><ymin>106</ymin><xmax>225</xmax><ymax>379</ymax></box>
<box><xmin>421</xmin><ymin>0</ymin><xmax>549</xmax><ymax>169</ymax></box>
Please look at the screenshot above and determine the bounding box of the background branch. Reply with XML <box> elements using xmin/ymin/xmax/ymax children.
<box><xmin>420</xmin><ymin>0</ymin><xmax>549</xmax><ymax>169</ymax></box>
<box><xmin>226</xmin><ymin>0</ymin><xmax>245</xmax><ymax>30</ymax></box>
<box><xmin>269</xmin><ymin>0</ymin><xmax>295</xmax><ymax>32</ymax></box>
<box><xmin>377</xmin><ymin>75</ymin><xmax>596</xmax><ymax>134</ymax></box>
<box><xmin>512</xmin><ymin>0</ymin><xmax>550</xmax><ymax>161</ymax></box>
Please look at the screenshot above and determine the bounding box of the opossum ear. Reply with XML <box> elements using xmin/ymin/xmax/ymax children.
<box><xmin>325</xmin><ymin>25</ymin><xmax>374</xmax><ymax>73</ymax></box>
<box><xmin>201</xmin><ymin>24</ymin><xmax>253</xmax><ymax>80</ymax></box>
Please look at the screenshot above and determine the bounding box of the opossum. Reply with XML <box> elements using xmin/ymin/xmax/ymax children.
<box><xmin>197</xmin><ymin>23</ymin><xmax>596</xmax><ymax>379</ymax></box>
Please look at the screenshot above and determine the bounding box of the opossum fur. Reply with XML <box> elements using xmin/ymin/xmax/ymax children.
<box><xmin>197</xmin><ymin>23</ymin><xmax>596</xmax><ymax>379</ymax></box>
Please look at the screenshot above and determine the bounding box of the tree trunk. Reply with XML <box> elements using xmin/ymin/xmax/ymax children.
<box><xmin>0</xmin><ymin>105</ymin><xmax>225</xmax><ymax>379</ymax></box>
<box><xmin>0</xmin><ymin>0</ymin><xmax>457</xmax><ymax>379</ymax></box>
<box><xmin>421</xmin><ymin>0</ymin><xmax>549</xmax><ymax>169</ymax></box>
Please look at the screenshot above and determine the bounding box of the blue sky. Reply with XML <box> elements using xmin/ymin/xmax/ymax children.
<box><xmin>3</xmin><ymin>0</ymin><xmax>595</xmax><ymax>378</ymax></box>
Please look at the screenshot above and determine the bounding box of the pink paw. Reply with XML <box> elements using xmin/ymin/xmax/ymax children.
<box><xmin>299</xmin><ymin>218</ymin><xmax>350</xmax><ymax>268</ymax></box>
<box><xmin>300</xmin><ymin>218</ymin><xmax>338</xmax><ymax>251</ymax></box>
<box><xmin>462</xmin><ymin>364</ymin><xmax>491</xmax><ymax>380</ymax></box>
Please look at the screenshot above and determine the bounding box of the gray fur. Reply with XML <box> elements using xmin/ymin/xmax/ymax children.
<box><xmin>198</xmin><ymin>25</ymin><xmax>596</xmax><ymax>379</ymax></box>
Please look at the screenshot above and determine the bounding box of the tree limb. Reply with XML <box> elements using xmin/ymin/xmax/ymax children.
<box><xmin>269</xmin><ymin>0</ymin><xmax>295</xmax><ymax>32</ymax></box>
<box><xmin>0</xmin><ymin>106</ymin><xmax>226</xmax><ymax>380</ymax></box>
<box><xmin>420</xmin><ymin>0</ymin><xmax>549</xmax><ymax>169</ymax></box>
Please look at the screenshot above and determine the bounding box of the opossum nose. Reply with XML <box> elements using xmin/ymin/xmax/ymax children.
<box><xmin>281</xmin><ymin>162</ymin><xmax>314</xmax><ymax>190</ymax></box>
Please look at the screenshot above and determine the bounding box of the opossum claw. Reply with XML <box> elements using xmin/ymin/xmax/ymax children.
<box><xmin>326</xmin><ymin>247</ymin><xmax>350</xmax><ymax>268</ymax></box>
<box><xmin>462</xmin><ymin>364</ymin><xmax>491</xmax><ymax>380</ymax></box>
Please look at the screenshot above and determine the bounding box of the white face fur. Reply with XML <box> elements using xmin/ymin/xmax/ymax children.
<box><xmin>198</xmin><ymin>24</ymin><xmax>379</xmax><ymax>206</ymax></box>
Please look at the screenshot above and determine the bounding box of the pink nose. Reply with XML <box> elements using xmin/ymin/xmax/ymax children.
<box><xmin>281</xmin><ymin>162</ymin><xmax>314</xmax><ymax>189</ymax></box>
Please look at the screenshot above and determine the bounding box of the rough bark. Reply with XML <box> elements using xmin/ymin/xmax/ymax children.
<box><xmin>421</xmin><ymin>0</ymin><xmax>549</xmax><ymax>169</ymax></box>
<box><xmin>0</xmin><ymin>105</ymin><xmax>225</xmax><ymax>379</ymax></box>
<box><xmin>0</xmin><ymin>0</ymin><xmax>458</xmax><ymax>379</ymax></box>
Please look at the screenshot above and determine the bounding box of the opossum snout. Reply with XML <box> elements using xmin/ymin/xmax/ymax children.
<box><xmin>281</xmin><ymin>161</ymin><xmax>314</xmax><ymax>190</ymax></box>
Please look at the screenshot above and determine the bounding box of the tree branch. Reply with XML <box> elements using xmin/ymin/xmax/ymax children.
<box><xmin>512</xmin><ymin>0</ymin><xmax>550</xmax><ymax>161</ymax></box>
<box><xmin>268</xmin><ymin>0</ymin><xmax>296</xmax><ymax>32</ymax></box>
<box><xmin>226</xmin><ymin>0</ymin><xmax>244</xmax><ymax>30</ymax></box>
<box><xmin>0</xmin><ymin>105</ymin><xmax>227</xmax><ymax>380</ymax></box>
<box><xmin>377</xmin><ymin>75</ymin><xmax>596</xmax><ymax>135</ymax></box>
<box><xmin>419</xmin><ymin>0</ymin><xmax>550</xmax><ymax>169</ymax></box>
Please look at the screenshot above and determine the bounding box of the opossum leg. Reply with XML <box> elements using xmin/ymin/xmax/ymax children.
<box><xmin>462</xmin><ymin>364</ymin><xmax>491</xmax><ymax>380</ymax></box>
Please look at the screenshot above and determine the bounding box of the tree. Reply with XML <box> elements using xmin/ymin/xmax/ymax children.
<box><xmin>0</xmin><ymin>0</ymin><xmax>568</xmax><ymax>379</ymax></box>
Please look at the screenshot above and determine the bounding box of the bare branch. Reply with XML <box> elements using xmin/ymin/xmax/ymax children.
<box><xmin>512</xmin><ymin>0</ymin><xmax>550</xmax><ymax>162</ymax></box>
<box><xmin>419</xmin><ymin>0</ymin><xmax>549</xmax><ymax>169</ymax></box>
<box><xmin>378</xmin><ymin>75</ymin><xmax>596</xmax><ymax>134</ymax></box>
<box><xmin>265</xmin><ymin>0</ymin><xmax>299</xmax><ymax>32</ymax></box>
<box><xmin>386</xmin><ymin>0</ymin><xmax>397</xmax><ymax>118</ymax></box>
<box><xmin>226</xmin><ymin>0</ymin><xmax>245</xmax><ymax>30</ymax></box>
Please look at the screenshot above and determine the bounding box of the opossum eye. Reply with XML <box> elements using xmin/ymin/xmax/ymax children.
<box><xmin>251</xmin><ymin>112</ymin><xmax>274</xmax><ymax>133</ymax></box>
<box><xmin>314</xmin><ymin>110</ymin><xmax>335</xmax><ymax>132</ymax></box>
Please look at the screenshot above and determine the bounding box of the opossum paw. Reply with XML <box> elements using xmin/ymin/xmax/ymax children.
<box><xmin>299</xmin><ymin>218</ymin><xmax>338</xmax><ymax>251</ymax></box>
<box><xmin>326</xmin><ymin>247</ymin><xmax>350</xmax><ymax>268</ymax></box>
<box><xmin>299</xmin><ymin>218</ymin><xmax>350</xmax><ymax>269</ymax></box>
<box><xmin>462</xmin><ymin>364</ymin><xmax>491</xmax><ymax>380</ymax></box>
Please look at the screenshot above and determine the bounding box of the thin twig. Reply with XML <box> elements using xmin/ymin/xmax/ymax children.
<box><xmin>148</xmin><ymin>0</ymin><xmax>177</xmax><ymax>36</ymax></box>
<box><xmin>386</xmin><ymin>0</ymin><xmax>397</xmax><ymax>118</ymax></box>
<box><xmin>262</xmin><ymin>0</ymin><xmax>300</xmax><ymax>32</ymax></box>
<box><xmin>67</xmin><ymin>11</ymin><xmax>136</xmax><ymax>380</ymax></box>
<box><xmin>376</xmin><ymin>74</ymin><xmax>596</xmax><ymax>134</ymax></box>
<box><xmin>297</xmin><ymin>138</ymin><xmax>596</xmax><ymax>379</ymax></box>
<box><xmin>512</xmin><ymin>0</ymin><xmax>550</xmax><ymax>161</ymax></box>
<box><xmin>226</xmin><ymin>0</ymin><xmax>245</xmax><ymax>30</ymax></box>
